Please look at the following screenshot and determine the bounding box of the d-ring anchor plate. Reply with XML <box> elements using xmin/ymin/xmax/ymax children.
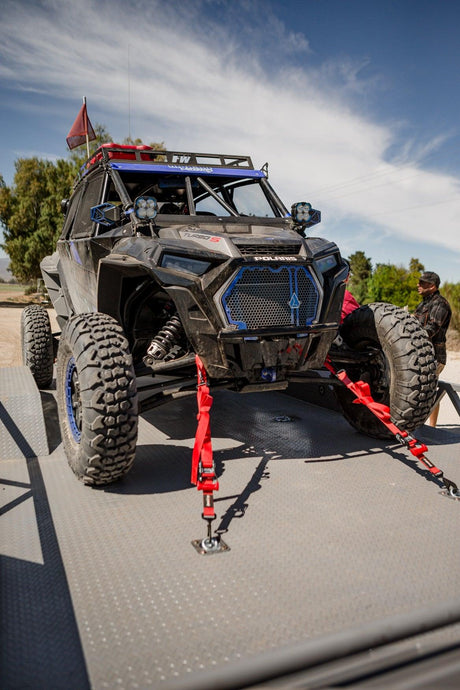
<box><xmin>440</xmin><ymin>489</ymin><xmax>460</xmax><ymax>501</ymax></box>
<box><xmin>191</xmin><ymin>537</ymin><xmax>230</xmax><ymax>555</ymax></box>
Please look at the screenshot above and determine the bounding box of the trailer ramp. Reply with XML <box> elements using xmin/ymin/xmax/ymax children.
<box><xmin>0</xmin><ymin>366</ymin><xmax>48</xmax><ymax>460</ymax></box>
<box><xmin>1</xmin><ymin>373</ymin><xmax>460</xmax><ymax>689</ymax></box>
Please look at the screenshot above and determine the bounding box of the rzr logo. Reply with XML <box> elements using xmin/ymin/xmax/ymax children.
<box><xmin>171</xmin><ymin>155</ymin><xmax>191</xmax><ymax>163</ymax></box>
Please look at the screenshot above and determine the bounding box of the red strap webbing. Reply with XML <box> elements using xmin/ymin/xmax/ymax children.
<box><xmin>324</xmin><ymin>362</ymin><xmax>397</xmax><ymax>431</ymax></box>
<box><xmin>324</xmin><ymin>359</ymin><xmax>443</xmax><ymax>476</ymax></box>
<box><xmin>191</xmin><ymin>356</ymin><xmax>219</xmax><ymax>518</ymax></box>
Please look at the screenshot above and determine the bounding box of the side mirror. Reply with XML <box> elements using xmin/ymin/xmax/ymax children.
<box><xmin>61</xmin><ymin>199</ymin><xmax>69</xmax><ymax>215</ymax></box>
<box><xmin>90</xmin><ymin>203</ymin><xmax>122</xmax><ymax>226</ymax></box>
<box><xmin>290</xmin><ymin>202</ymin><xmax>321</xmax><ymax>230</ymax></box>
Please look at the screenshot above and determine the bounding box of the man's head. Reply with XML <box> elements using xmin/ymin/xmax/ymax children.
<box><xmin>417</xmin><ymin>271</ymin><xmax>440</xmax><ymax>297</ymax></box>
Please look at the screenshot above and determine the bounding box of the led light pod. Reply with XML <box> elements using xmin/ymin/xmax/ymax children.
<box><xmin>134</xmin><ymin>196</ymin><xmax>158</xmax><ymax>220</ymax></box>
<box><xmin>292</xmin><ymin>202</ymin><xmax>312</xmax><ymax>223</ymax></box>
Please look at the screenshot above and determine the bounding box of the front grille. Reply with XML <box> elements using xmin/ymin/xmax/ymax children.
<box><xmin>235</xmin><ymin>243</ymin><xmax>301</xmax><ymax>256</ymax></box>
<box><xmin>221</xmin><ymin>265</ymin><xmax>319</xmax><ymax>330</ymax></box>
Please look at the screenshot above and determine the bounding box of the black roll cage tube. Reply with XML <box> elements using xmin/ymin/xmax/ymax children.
<box><xmin>195</xmin><ymin>176</ymin><xmax>239</xmax><ymax>217</ymax></box>
<box><xmin>192</xmin><ymin>174</ymin><xmax>288</xmax><ymax>219</ymax></box>
<box><xmin>110</xmin><ymin>166</ymin><xmax>289</xmax><ymax>225</ymax></box>
<box><xmin>184</xmin><ymin>176</ymin><xmax>196</xmax><ymax>215</ymax></box>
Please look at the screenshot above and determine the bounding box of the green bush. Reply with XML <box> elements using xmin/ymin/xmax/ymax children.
<box><xmin>365</xmin><ymin>260</ymin><xmax>422</xmax><ymax>311</ymax></box>
<box><xmin>442</xmin><ymin>282</ymin><xmax>460</xmax><ymax>331</ymax></box>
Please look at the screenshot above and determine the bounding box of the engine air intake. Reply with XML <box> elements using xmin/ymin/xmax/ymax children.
<box><xmin>221</xmin><ymin>265</ymin><xmax>320</xmax><ymax>330</ymax></box>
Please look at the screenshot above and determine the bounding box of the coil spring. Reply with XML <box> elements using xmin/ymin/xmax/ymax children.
<box><xmin>147</xmin><ymin>314</ymin><xmax>184</xmax><ymax>360</ymax></box>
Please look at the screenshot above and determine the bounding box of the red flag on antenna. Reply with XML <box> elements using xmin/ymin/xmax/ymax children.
<box><xmin>66</xmin><ymin>102</ymin><xmax>96</xmax><ymax>150</ymax></box>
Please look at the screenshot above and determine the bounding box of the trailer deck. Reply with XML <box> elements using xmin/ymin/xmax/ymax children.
<box><xmin>1</xmin><ymin>366</ymin><xmax>460</xmax><ymax>688</ymax></box>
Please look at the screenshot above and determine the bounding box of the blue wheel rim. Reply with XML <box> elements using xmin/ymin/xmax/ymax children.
<box><xmin>65</xmin><ymin>357</ymin><xmax>81</xmax><ymax>443</ymax></box>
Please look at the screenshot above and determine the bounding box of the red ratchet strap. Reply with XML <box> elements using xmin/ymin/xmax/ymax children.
<box><xmin>191</xmin><ymin>355</ymin><xmax>219</xmax><ymax>521</ymax></box>
<box><xmin>324</xmin><ymin>358</ymin><xmax>459</xmax><ymax>496</ymax></box>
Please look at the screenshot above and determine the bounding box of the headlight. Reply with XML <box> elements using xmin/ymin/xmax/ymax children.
<box><xmin>134</xmin><ymin>196</ymin><xmax>158</xmax><ymax>220</ymax></box>
<box><xmin>161</xmin><ymin>253</ymin><xmax>211</xmax><ymax>275</ymax></box>
<box><xmin>316</xmin><ymin>254</ymin><xmax>338</xmax><ymax>273</ymax></box>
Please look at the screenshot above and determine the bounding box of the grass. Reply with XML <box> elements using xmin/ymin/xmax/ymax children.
<box><xmin>0</xmin><ymin>284</ymin><xmax>38</xmax><ymax>304</ymax></box>
<box><xmin>0</xmin><ymin>283</ymin><xmax>27</xmax><ymax>292</ymax></box>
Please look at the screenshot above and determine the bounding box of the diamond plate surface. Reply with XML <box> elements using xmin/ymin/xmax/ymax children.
<box><xmin>0</xmin><ymin>367</ymin><xmax>48</xmax><ymax>459</ymax></box>
<box><xmin>2</xmin><ymin>382</ymin><xmax>460</xmax><ymax>689</ymax></box>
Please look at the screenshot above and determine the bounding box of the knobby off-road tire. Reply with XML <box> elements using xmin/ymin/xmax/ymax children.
<box><xmin>334</xmin><ymin>302</ymin><xmax>437</xmax><ymax>439</ymax></box>
<box><xmin>21</xmin><ymin>304</ymin><xmax>54</xmax><ymax>388</ymax></box>
<box><xmin>56</xmin><ymin>312</ymin><xmax>138</xmax><ymax>485</ymax></box>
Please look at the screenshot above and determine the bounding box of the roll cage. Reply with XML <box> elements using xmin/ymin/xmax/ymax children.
<box><xmin>109</xmin><ymin>170</ymin><xmax>286</xmax><ymax>221</ymax></box>
<box><xmin>76</xmin><ymin>145</ymin><xmax>288</xmax><ymax>235</ymax></box>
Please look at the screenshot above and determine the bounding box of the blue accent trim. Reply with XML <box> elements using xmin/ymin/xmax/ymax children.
<box><xmin>261</xmin><ymin>367</ymin><xmax>277</xmax><ymax>382</ymax></box>
<box><xmin>69</xmin><ymin>241</ymin><xmax>83</xmax><ymax>265</ymax></box>
<box><xmin>292</xmin><ymin>267</ymin><xmax>316</xmax><ymax>327</ymax></box>
<box><xmin>221</xmin><ymin>269</ymin><xmax>253</xmax><ymax>329</ymax></box>
<box><xmin>289</xmin><ymin>269</ymin><xmax>295</xmax><ymax>325</ymax></box>
<box><xmin>109</xmin><ymin>162</ymin><xmax>265</xmax><ymax>178</ymax></box>
<box><xmin>221</xmin><ymin>265</ymin><xmax>319</xmax><ymax>330</ymax></box>
<box><xmin>65</xmin><ymin>357</ymin><xmax>81</xmax><ymax>443</ymax></box>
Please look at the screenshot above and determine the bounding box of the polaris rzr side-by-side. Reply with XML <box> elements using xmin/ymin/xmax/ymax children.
<box><xmin>22</xmin><ymin>143</ymin><xmax>438</xmax><ymax>487</ymax></box>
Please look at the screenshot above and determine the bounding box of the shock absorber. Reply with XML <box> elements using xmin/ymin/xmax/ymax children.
<box><xmin>145</xmin><ymin>314</ymin><xmax>185</xmax><ymax>362</ymax></box>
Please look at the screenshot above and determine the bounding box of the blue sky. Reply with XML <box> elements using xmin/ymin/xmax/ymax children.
<box><xmin>1</xmin><ymin>0</ymin><xmax>459</xmax><ymax>281</ymax></box>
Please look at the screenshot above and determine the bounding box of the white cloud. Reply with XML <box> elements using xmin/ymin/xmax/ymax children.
<box><xmin>12</xmin><ymin>149</ymin><xmax>61</xmax><ymax>163</ymax></box>
<box><xmin>1</xmin><ymin>0</ymin><xmax>459</xmax><ymax>262</ymax></box>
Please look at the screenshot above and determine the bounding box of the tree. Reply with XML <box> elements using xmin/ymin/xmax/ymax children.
<box><xmin>442</xmin><ymin>282</ymin><xmax>460</xmax><ymax>332</ymax></box>
<box><xmin>409</xmin><ymin>257</ymin><xmax>424</xmax><ymax>274</ymax></box>
<box><xmin>68</xmin><ymin>123</ymin><xmax>113</xmax><ymax>176</ymax></box>
<box><xmin>366</xmin><ymin>260</ymin><xmax>423</xmax><ymax>311</ymax></box>
<box><xmin>123</xmin><ymin>136</ymin><xmax>165</xmax><ymax>150</ymax></box>
<box><xmin>0</xmin><ymin>128</ymin><xmax>166</xmax><ymax>281</ymax></box>
<box><xmin>122</xmin><ymin>136</ymin><xmax>166</xmax><ymax>161</ymax></box>
<box><xmin>0</xmin><ymin>158</ymin><xmax>75</xmax><ymax>281</ymax></box>
<box><xmin>347</xmin><ymin>250</ymin><xmax>372</xmax><ymax>304</ymax></box>
<box><xmin>407</xmin><ymin>257</ymin><xmax>425</xmax><ymax>307</ymax></box>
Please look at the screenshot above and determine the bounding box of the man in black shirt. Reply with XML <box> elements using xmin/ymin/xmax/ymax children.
<box><xmin>414</xmin><ymin>271</ymin><xmax>452</xmax><ymax>427</ymax></box>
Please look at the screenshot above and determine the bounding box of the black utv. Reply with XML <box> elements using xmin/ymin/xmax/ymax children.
<box><xmin>21</xmin><ymin>144</ymin><xmax>437</xmax><ymax>485</ymax></box>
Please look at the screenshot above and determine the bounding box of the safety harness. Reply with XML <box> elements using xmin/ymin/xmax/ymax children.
<box><xmin>191</xmin><ymin>356</ymin><xmax>459</xmax><ymax>554</ymax></box>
